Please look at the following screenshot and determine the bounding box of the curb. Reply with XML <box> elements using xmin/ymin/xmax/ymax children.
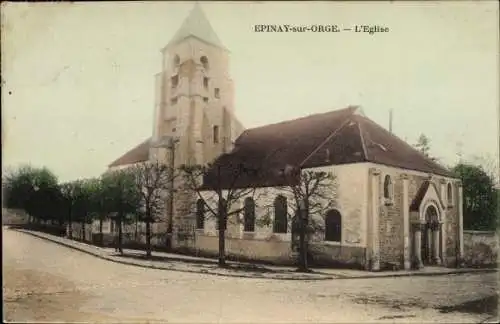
<box><xmin>335</xmin><ymin>267</ymin><xmax>497</xmax><ymax>279</ymax></box>
<box><xmin>13</xmin><ymin>229</ymin><xmax>497</xmax><ymax>280</ymax></box>
<box><xmin>13</xmin><ymin>229</ymin><xmax>334</xmax><ymax>281</ymax></box>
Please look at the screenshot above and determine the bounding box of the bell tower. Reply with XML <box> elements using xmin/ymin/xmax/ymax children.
<box><xmin>150</xmin><ymin>3</ymin><xmax>243</xmax><ymax>167</ymax></box>
<box><xmin>150</xmin><ymin>3</ymin><xmax>245</xmax><ymax>248</ymax></box>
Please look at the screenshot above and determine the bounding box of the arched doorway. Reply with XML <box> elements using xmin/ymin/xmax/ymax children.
<box><xmin>421</xmin><ymin>205</ymin><xmax>440</xmax><ymax>265</ymax></box>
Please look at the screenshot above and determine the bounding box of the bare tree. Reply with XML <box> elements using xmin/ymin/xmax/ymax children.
<box><xmin>414</xmin><ymin>133</ymin><xmax>438</xmax><ymax>162</ymax></box>
<box><xmin>259</xmin><ymin>165</ymin><xmax>338</xmax><ymax>272</ymax></box>
<box><xmin>131</xmin><ymin>161</ymin><xmax>175</xmax><ymax>258</ymax></box>
<box><xmin>181</xmin><ymin>160</ymin><xmax>259</xmax><ymax>267</ymax></box>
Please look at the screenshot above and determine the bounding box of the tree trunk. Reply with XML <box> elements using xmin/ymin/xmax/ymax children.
<box><xmin>297</xmin><ymin>203</ymin><xmax>309</xmax><ymax>273</ymax></box>
<box><xmin>218</xmin><ymin>207</ymin><xmax>227</xmax><ymax>267</ymax></box>
<box><xmin>117</xmin><ymin>214</ymin><xmax>123</xmax><ymax>254</ymax></box>
<box><xmin>146</xmin><ymin>220</ymin><xmax>152</xmax><ymax>258</ymax></box>
<box><xmin>99</xmin><ymin>217</ymin><xmax>104</xmax><ymax>246</ymax></box>
<box><xmin>135</xmin><ymin>218</ymin><xmax>139</xmax><ymax>241</ymax></box>
<box><xmin>218</xmin><ymin>227</ymin><xmax>226</xmax><ymax>267</ymax></box>
<box><xmin>82</xmin><ymin>221</ymin><xmax>86</xmax><ymax>242</ymax></box>
<box><xmin>68</xmin><ymin>208</ymin><xmax>73</xmax><ymax>239</ymax></box>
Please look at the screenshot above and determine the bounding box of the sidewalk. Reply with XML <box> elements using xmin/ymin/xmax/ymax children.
<box><xmin>13</xmin><ymin>228</ymin><xmax>497</xmax><ymax>281</ymax></box>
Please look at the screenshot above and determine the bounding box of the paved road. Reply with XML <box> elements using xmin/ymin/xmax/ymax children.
<box><xmin>2</xmin><ymin>228</ymin><xmax>497</xmax><ymax>323</ymax></box>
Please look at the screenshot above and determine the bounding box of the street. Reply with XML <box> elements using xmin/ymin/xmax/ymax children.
<box><xmin>2</xmin><ymin>227</ymin><xmax>497</xmax><ymax>323</ymax></box>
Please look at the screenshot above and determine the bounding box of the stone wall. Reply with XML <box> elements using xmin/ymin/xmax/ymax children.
<box><xmin>309</xmin><ymin>243</ymin><xmax>366</xmax><ymax>269</ymax></box>
<box><xmin>369</xmin><ymin>163</ymin><xmax>461</xmax><ymax>269</ymax></box>
<box><xmin>195</xmin><ymin>233</ymin><xmax>292</xmax><ymax>264</ymax></box>
<box><xmin>463</xmin><ymin>230</ymin><xmax>498</xmax><ymax>267</ymax></box>
<box><xmin>379</xmin><ymin>174</ymin><xmax>404</xmax><ymax>267</ymax></box>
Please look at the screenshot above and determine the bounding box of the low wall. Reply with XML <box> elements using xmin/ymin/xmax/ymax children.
<box><xmin>309</xmin><ymin>243</ymin><xmax>367</xmax><ymax>269</ymax></box>
<box><xmin>68</xmin><ymin>223</ymin><xmax>168</xmax><ymax>247</ymax></box>
<box><xmin>2</xmin><ymin>209</ymin><xmax>30</xmax><ymax>225</ymax></box>
<box><xmin>463</xmin><ymin>230</ymin><xmax>498</xmax><ymax>267</ymax></box>
<box><xmin>194</xmin><ymin>234</ymin><xmax>293</xmax><ymax>264</ymax></box>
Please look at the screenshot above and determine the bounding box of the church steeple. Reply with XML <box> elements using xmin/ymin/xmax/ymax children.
<box><xmin>166</xmin><ymin>3</ymin><xmax>227</xmax><ymax>51</ymax></box>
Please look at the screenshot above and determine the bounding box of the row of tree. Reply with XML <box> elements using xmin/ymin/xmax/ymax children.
<box><xmin>2</xmin><ymin>162</ymin><xmax>174</xmax><ymax>257</ymax></box>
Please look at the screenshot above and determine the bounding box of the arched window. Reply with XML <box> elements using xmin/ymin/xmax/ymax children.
<box><xmin>383</xmin><ymin>175</ymin><xmax>393</xmax><ymax>200</ymax></box>
<box><xmin>200</xmin><ymin>56</ymin><xmax>209</xmax><ymax>69</ymax></box>
<box><xmin>273</xmin><ymin>195</ymin><xmax>287</xmax><ymax>233</ymax></box>
<box><xmin>196</xmin><ymin>199</ymin><xmax>205</xmax><ymax>229</ymax></box>
<box><xmin>173</xmin><ymin>55</ymin><xmax>180</xmax><ymax>66</ymax></box>
<box><xmin>325</xmin><ymin>209</ymin><xmax>342</xmax><ymax>242</ymax></box>
<box><xmin>243</xmin><ymin>197</ymin><xmax>255</xmax><ymax>232</ymax></box>
<box><xmin>447</xmin><ymin>183</ymin><xmax>453</xmax><ymax>206</ymax></box>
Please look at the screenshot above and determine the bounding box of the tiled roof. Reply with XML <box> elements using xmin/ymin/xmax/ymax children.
<box><xmin>202</xmin><ymin>106</ymin><xmax>455</xmax><ymax>190</ymax></box>
<box><xmin>108</xmin><ymin>138</ymin><xmax>151</xmax><ymax>168</ymax></box>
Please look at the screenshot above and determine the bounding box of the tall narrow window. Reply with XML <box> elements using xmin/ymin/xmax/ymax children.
<box><xmin>383</xmin><ymin>175</ymin><xmax>393</xmax><ymax>200</ymax></box>
<box><xmin>243</xmin><ymin>197</ymin><xmax>255</xmax><ymax>232</ymax></box>
<box><xmin>214</xmin><ymin>88</ymin><xmax>220</xmax><ymax>98</ymax></box>
<box><xmin>196</xmin><ymin>199</ymin><xmax>205</xmax><ymax>229</ymax></box>
<box><xmin>273</xmin><ymin>195</ymin><xmax>288</xmax><ymax>233</ymax></box>
<box><xmin>203</xmin><ymin>77</ymin><xmax>209</xmax><ymax>89</ymax></box>
<box><xmin>213</xmin><ymin>125</ymin><xmax>219</xmax><ymax>144</ymax></box>
<box><xmin>171</xmin><ymin>75</ymin><xmax>179</xmax><ymax>88</ymax></box>
<box><xmin>325</xmin><ymin>209</ymin><xmax>342</xmax><ymax>242</ymax></box>
<box><xmin>447</xmin><ymin>183</ymin><xmax>453</xmax><ymax>206</ymax></box>
<box><xmin>173</xmin><ymin>55</ymin><xmax>180</xmax><ymax>66</ymax></box>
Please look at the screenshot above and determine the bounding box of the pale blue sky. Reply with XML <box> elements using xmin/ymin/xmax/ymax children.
<box><xmin>2</xmin><ymin>1</ymin><xmax>499</xmax><ymax>182</ymax></box>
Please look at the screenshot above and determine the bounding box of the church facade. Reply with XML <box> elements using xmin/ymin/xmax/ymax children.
<box><xmin>107</xmin><ymin>4</ymin><xmax>464</xmax><ymax>271</ymax></box>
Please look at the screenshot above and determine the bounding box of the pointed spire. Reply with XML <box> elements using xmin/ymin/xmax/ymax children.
<box><xmin>166</xmin><ymin>3</ymin><xmax>227</xmax><ymax>50</ymax></box>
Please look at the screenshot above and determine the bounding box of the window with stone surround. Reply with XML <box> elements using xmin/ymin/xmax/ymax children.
<box><xmin>273</xmin><ymin>195</ymin><xmax>288</xmax><ymax>233</ymax></box>
<box><xmin>171</xmin><ymin>75</ymin><xmax>179</xmax><ymax>88</ymax></box>
<box><xmin>203</xmin><ymin>97</ymin><xmax>209</xmax><ymax>103</ymax></box>
<box><xmin>383</xmin><ymin>175</ymin><xmax>394</xmax><ymax>204</ymax></box>
<box><xmin>243</xmin><ymin>197</ymin><xmax>255</xmax><ymax>232</ymax></box>
<box><xmin>214</xmin><ymin>88</ymin><xmax>220</xmax><ymax>98</ymax></box>
<box><xmin>447</xmin><ymin>183</ymin><xmax>453</xmax><ymax>207</ymax></box>
<box><xmin>213</xmin><ymin>125</ymin><xmax>220</xmax><ymax>143</ymax></box>
<box><xmin>196</xmin><ymin>199</ymin><xmax>205</xmax><ymax>230</ymax></box>
<box><xmin>203</xmin><ymin>77</ymin><xmax>209</xmax><ymax>89</ymax></box>
<box><xmin>325</xmin><ymin>209</ymin><xmax>342</xmax><ymax>242</ymax></box>
<box><xmin>200</xmin><ymin>56</ymin><xmax>209</xmax><ymax>70</ymax></box>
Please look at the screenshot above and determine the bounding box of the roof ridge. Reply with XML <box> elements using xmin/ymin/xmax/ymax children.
<box><xmin>299</xmin><ymin>110</ymin><xmax>357</xmax><ymax>168</ymax></box>
<box><xmin>108</xmin><ymin>137</ymin><xmax>151</xmax><ymax>168</ymax></box>
<box><xmin>357</xmin><ymin>120</ymin><xmax>369</xmax><ymax>161</ymax></box>
<box><xmin>244</xmin><ymin>106</ymin><xmax>357</xmax><ymax>134</ymax></box>
<box><xmin>355</xmin><ymin>115</ymin><xmax>451</xmax><ymax>173</ymax></box>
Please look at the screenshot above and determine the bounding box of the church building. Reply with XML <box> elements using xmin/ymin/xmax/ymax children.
<box><xmin>108</xmin><ymin>4</ymin><xmax>464</xmax><ymax>271</ymax></box>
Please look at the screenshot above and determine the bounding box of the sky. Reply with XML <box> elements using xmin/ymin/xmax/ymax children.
<box><xmin>2</xmin><ymin>1</ymin><xmax>499</xmax><ymax>182</ymax></box>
